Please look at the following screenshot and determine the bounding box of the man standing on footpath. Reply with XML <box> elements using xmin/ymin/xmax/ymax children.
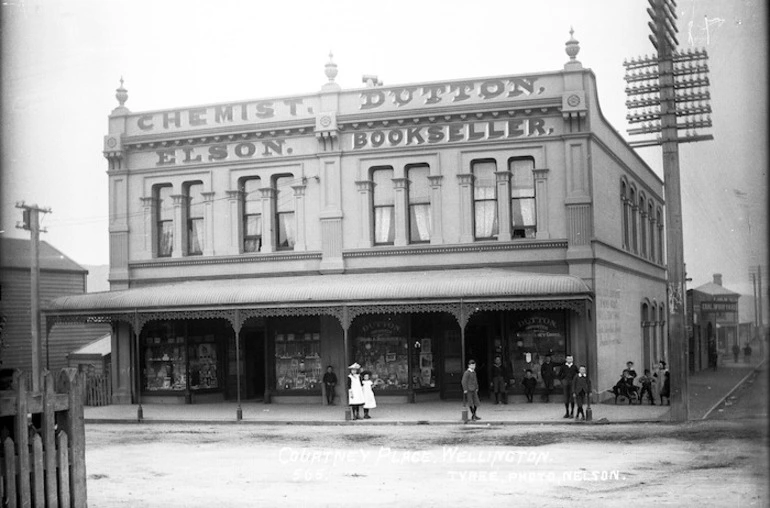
<box><xmin>462</xmin><ymin>359</ymin><xmax>481</xmax><ymax>421</ymax></box>
<box><xmin>559</xmin><ymin>354</ymin><xmax>579</xmax><ymax>418</ymax></box>
<box><xmin>541</xmin><ymin>354</ymin><xmax>555</xmax><ymax>402</ymax></box>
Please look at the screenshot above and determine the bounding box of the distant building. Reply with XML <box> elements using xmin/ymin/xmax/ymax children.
<box><xmin>45</xmin><ymin>34</ymin><xmax>667</xmax><ymax>405</ymax></box>
<box><xmin>0</xmin><ymin>238</ymin><xmax>110</xmax><ymax>374</ymax></box>
<box><xmin>687</xmin><ymin>273</ymin><xmax>740</xmax><ymax>371</ymax></box>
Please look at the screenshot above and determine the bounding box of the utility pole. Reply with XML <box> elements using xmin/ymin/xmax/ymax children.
<box><xmin>623</xmin><ymin>0</ymin><xmax>713</xmax><ymax>421</ymax></box>
<box><xmin>16</xmin><ymin>201</ymin><xmax>52</xmax><ymax>392</ymax></box>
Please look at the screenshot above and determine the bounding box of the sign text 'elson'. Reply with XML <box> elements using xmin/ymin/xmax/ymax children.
<box><xmin>351</xmin><ymin>118</ymin><xmax>555</xmax><ymax>150</ymax></box>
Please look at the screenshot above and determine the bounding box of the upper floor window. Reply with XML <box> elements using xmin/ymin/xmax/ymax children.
<box><xmin>241</xmin><ymin>177</ymin><xmax>262</xmax><ymax>253</ymax></box>
<box><xmin>648</xmin><ymin>201</ymin><xmax>655</xmax><ymax>261</ymax></box>
<box><xmin>407</xmin><ymin>164</ymin><xmax>431</xmax><ymax>243</ymax></box>
<box><xmin>372</xmin><ymin>167</ymin><xmax>395</xmax><ymax>245</ymax></box>
<box><xmin>185</xmin><ymin>181</ymin><xmax>204</xmax><ymax>255</ymax></box>
<box><xmin>275</xmin><ymin>175</ymin><xmax>295</xmax><ymax>250</ymax></box>
<box><xmin>630</xmin><ymin>187</ymin><xmax>638</xmax><ymax>253</ymax></box>
<box><xmin>621</xmin><ymin>181</ymin><xmax>629</xmax><ymax>250</ymax></box>
<box><xmin>155</xmin><ymin>184</ymin><xmax>173</xmax><ymax>257</ymax></box>
<box><xmin>509</xmin><ymin>157</ymin><xmax>536</xmax><ymax>239</ymax></box>
<box><xmin>639</xmin><ymin>195</ymin><xmax>647</xmax><ymax>258</ymax></box>
<box><xmin>657</xmin><ymin>208</ymin><xmax>664</xmax><ymax>264</ymax></box>
<box><xmin>473</xmin><ymin>160</ymin><xmax>498</xmax><ymax>240</ymax></box>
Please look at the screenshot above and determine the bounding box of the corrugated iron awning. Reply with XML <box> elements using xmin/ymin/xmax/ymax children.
<box><xmin>45</xmin><ymin>268</ymin><xmax>591</xmax><ymax>314</ymax></box>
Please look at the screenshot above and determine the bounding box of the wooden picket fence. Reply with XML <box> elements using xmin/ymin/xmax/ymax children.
<box><xmin>84</xmin><ymin>373</ymin><xmax>111</xmax><ymax>407</ymax></box>
<box><xmin>0</xmin><ymin>369</ymin><xmax>87</xmax><ymax>508</ymax></box>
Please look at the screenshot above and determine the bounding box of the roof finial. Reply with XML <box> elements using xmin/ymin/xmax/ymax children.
<box><xmin>564</xmin><ymin>27</ymin><xmax>582</xmax><ymax>69</ymax></box>
<box><xmin>325</xmin><ymin>51</ymin><xmax>338</xmax><ymax>83</ymax></box>
<box><xmin>115</xmin><ymin>76</ymin><xmax>128</xmax><ymax>108</ymax></box>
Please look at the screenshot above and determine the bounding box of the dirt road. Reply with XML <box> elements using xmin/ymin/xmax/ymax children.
<box><xmin>85</xmin><ymin>419</ymin><xmax>768</xmax><ymax>507</ymax></box>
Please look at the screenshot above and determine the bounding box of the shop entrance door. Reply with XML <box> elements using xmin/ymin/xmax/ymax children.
<box><xmin>465</xmin><ymin>322</ymin><xmax>490</xmax><ymax>398</ymax></box>
<box><xmin>441</xmin><ymin>329</ymin><xmax>463</xmax><ymax>399</ymax></box>
<box><xmin>242</xmin><ymin>326</ymin><xmax>265</xmax><ymax>400</ymax></box>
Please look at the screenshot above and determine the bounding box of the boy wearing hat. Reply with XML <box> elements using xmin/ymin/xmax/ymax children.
<box><xmin>347</xmin><ymin>363</ymin><xmax>365</xmax><ymax>420</ymax></box>
<box><xmin>462</xmin><ymin>359</ymin><xmax>481</xmax><ymax>421</ymax></box>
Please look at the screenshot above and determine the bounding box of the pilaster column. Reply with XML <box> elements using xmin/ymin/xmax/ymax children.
<box><xmin>202</xmin><ymin>191</ymin><xmax>215</xmax><ymax>256</ymax></box>
<box><xmin>356</xmin><ymin>180</ymin><xmax>374</xmax><ymax>248</ymax></box>
<box><xmin>140</xmin><ymin>197</ymin><xmax>155</xmax><ymax>257</ymax></box>
<box><xmin>533</xmin><ymin>168</ymin><xmax>550</xmax><ymax>239</ymax></box>
<box><xmin>428</xmin><ymin>175</ymin><xmax>444</xmax><ymax>244</ymax></box>
<box><xmin>495</xmin><ymin>170</ymin><xmax>512</xmax><ymax>241</ymax></box>
<box><xmin>392</xmin><ymin>177</ymin><xmax>409</xmax><ymax>246</ymax></box>
<box><xmin>171</xmin><ymin>194</ymin><xmax>186</xmax><ymax>258</ymax></box>
<box><xmin>457</xmin><ymin>173</ymin><xmax>474</xmax><ymax>243</ymax></box>
<box><xmin>226</xmin><ymin>190</ymin><xmax>244</xmax><ymax>255</ymax></box>
<box><xmin>292</xmin><ymin>184</ymin><xmax>307</xmax><ymax>251</ymax></box>
<box><xmin>259</xmin><ymin>187</ymin><xmax>276</xmax><ymax>253</ymax></box>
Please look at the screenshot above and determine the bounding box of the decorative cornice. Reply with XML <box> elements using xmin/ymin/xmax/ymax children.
<box><xmin>355</xmin><ymin>180</ymin><xmax>374</xmax><ymax>192</ymax></box>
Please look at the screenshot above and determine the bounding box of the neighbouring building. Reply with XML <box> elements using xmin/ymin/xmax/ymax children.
<box><xmin>44</xmin><ymin>34</ymin><xmax>667</xmax><ymax>406</ymax></box>
<box><xmin>0</xmin><ymin>238</ymin><xmax>111</xmax><ymax>375</ymax></box>
<box><xmin>687</xmin><ymin>273</ymin><xmax>740</xmax><ymax>371</ymax></box>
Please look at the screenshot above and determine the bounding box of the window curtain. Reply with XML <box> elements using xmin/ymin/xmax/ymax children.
<box><xmin>244</xmin><ymin>214</ymin><xmax>262</xmax><ymax>252</ymax></box>
<box><xmin>159</xmin><ymin>222</ymin><xmax>173</xmax><ymax>257</ymax></box>
<box><xmin>410</xmin><ymin>204</ymin><xmax>431</xmax><ymax>242</ymax></box>
<box><xmin>189</xmin><ymin>218</ymin><xmax>204</xmax><ymax>254</ymax></box>
<box><xmin>474</xmin><ymin>201</ymin><xmax>498</xmax><ymax>238</ymax></box>
<box><xmin>374</xmin><ymin>206</ymin><xmax>394</xmax><ymax>244</ymax></box>
<box><xmin>278</xmin><ymin>212</ymin><xmax>295</xmax><ymax>248</ymax></box>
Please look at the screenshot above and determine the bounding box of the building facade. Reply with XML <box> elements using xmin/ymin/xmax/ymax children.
<box><xmin>687</xmin><ymin>273</ymin><xmax>740</xmax><ymax>371</ymax></box>
<box><xmin>45</xmin><ymin>36</ymin><xmax>667</xmax><ymax>405</ymax></box>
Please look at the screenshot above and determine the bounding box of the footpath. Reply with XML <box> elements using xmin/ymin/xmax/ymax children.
<box><xmin>84</xmin><ymin>356</ymin><xmax>767</xmax><ymax>425</ymax></box>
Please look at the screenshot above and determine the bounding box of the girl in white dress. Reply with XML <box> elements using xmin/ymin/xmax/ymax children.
<box><xmin>347</xmin><ymin>363</ymin><xmax>365</xmax><ymax>420</ymax></box>
<box><xmin>362</xmin><ymin>371</ymin><xmax>377</xmax><ymax>419</ymax></box>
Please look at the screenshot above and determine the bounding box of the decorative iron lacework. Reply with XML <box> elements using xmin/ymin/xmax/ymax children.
<box><xmin>347</xmin><ymin>303</ymin><xmax>464</xmax><ymax>328</ymax></box>
<box><xmin>240</xmin><ymin>307</ymin><xmax>346</xmax><ymax>329</ymax></box>
<box><xmin>45</xmin><ymin>313</ymin><xmax>134</xmax><ymax>335</ymax></box>
<box><xmin>463</xmin><ymin>300</ymin><xmax>586</xmax><ymax>317</ymax></box>
<box><xmin>136</xmin><ymin>310</ymin><xmax>237</xmax><ymax>334</ymax></box>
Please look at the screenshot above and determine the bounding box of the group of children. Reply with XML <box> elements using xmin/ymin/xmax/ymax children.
<box><xmin>611</xmin><ymin>360</ymin><xmax>670</xmax><ymax>405</ymax></box>
<box><xmin>323</xmin><ymin>364</ymin><xmax>378</xmax><ymax>420</ymax></box>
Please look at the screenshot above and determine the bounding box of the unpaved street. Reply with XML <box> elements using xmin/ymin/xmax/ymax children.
<box><xmin>85</xmin><ymin>420</ymin><xmax>768</xmax><ymax>507</ymax></box>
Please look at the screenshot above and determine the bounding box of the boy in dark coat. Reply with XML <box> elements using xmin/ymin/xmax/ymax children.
<box><xmin>462</xmin><ymin>359</ymin><xmax>481</xmax><ymax>421</ymax></box>
<box><xmin>491</xmin><ymin>356</ymin><xmax>508</xmax><ymax>404</ymax></box>
<box><xmin>559</xmin><ymin>355</ymin><xmax>579</xmax><ymax>418</ymax></box>
<box><xmin>638</xmin><ymin>369</ymin><xmax>655</xmax><ymax>405</ymax></box>
<box><xmin>540</xmin><ymin>355</ymin><xmax>555</xmax><ymax>402</ymax></box>
<box><xmin>572</xmin><ymin>365</ymin><xmax>591</xmax><ymax>420</ymax></box>
<box><xmin>322</xmin><ymin>365</ymin><xmax>337</xmax><ymax>405</ymax></box>
<box><xmin>522</xmin><ymin>369</ymin><xmax>538</xmax><ymax>403</ymax></box>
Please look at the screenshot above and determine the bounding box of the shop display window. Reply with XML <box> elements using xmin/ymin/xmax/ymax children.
<box><xmin>143</xmin><ymin>324</ymin><xmax>187</xmax><ymax>392</ymax></box>
<box><xmin>188</xmin><ymin>335</ymin><xmax>219</xmax><ymax>390</ymax></box>
<box><xmin>506</xmin><ymin>311</ymin><xmax>567</xmax><ymax>386</ymax></box>
<box><xmin>274</xmin><ymin>318</ymin><xmax>322</xmax><ymax>391</ymax></box>
<box><xmin>353</xmin><ymin>316</ymin><xmax>409</xmax><ymax>390</ymax></box>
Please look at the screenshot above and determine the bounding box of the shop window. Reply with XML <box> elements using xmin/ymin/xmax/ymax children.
<box><xmin>472</xmin><ymin>160</ymin><xmax>498</xmax><ymax>240</ymax></box>
<box><xmin>506</xmin><ymin>311</ymin><xmax>568</xmax><ymax>389</ymax></box>
<box><xmin>185</xmin><ymin>181</ymin><xmax>204</xmax><ymax>255</ymax></box>
<box><xmin>509</xmin><ymin>157</ymin><xmax>536</xmax><ymax>239</ymax></box>
<box><xmin>352</xmin><ymin>315</ymin><xmax>409</xmax><ymax>390</ymax></box>
<box><xmin>141</xmin><ymin>320</ymin><xmax>225</xmax><ymax>393</ymax></box>
<box><xmin>407</xmin><ymin>164</ymin><xmax>431</xmax><ymax>243</ymax></box>
<box><xmin>273</xmin><ymin>317</ymin><xmax>322</xmax><ymax>391</ymax></box>
<box><xmin>372</xmin><ymin>167</ymin><xmax>395</xmax><ymax>245</ymax></box>
<box><xmin>409</xmin><ymin>314</ymin><xmax>440</xmax><ymax>389</ymax></box>
<box><xmin>275</xmin><ymin>175</ymin><xmax>295</xmax><ymax>250</ymax></box>
<box><xmin>241</xmin><ymin>177</ymin><xmax>262</xmax><ymax>253</ymax></box>
<box><xmin>155</xmin><ymin>184</ymin><xmax>173</xmax><ymax>257</ymax></box>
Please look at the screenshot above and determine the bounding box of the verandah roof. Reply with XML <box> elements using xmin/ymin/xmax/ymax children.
<box><xmin>45</xmin><ymin>268</ymin><xmax>592</xmax><ymax>314</ymax></box>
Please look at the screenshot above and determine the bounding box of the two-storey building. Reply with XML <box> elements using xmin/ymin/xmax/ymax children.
<box><xmin>45</xmin><ymin>35</ymin><xmax>668</xmax><ymax>406</ymax></box>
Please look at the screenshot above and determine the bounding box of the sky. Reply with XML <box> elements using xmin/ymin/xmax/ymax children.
<box><xmin>0</xmin><ymin>0</ymin><xmax>767</xmax><ymax>297</ymax></box>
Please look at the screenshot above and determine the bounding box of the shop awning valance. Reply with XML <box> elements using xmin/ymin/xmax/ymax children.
<box><xmin>43</xmin><ymin>268</ymin><xmax>592</xmax><ymax>332</ymax></box>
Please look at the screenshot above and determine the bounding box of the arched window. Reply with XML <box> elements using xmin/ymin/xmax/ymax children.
<box><xmin>372</xmin><ymin>167</ymin><xmax>395</xmax><ymax>245</ymax></box>
<box><xmin>154</xmin><ymin>184</ymin><xmax>173</xmax><ymax>257</ymax></box>
<box><xmin>185</xmin><ymin>181</ymin><xmax>204</xmax><ymax>256</ymax></box>
<box><xmin>472</xmin><ymin>160</ymin><xmax>498</xmax><ymax>240</ymax></box>
<box><xmin>621</xmin><ymin>181</ymin><xmax>629</xmax><ymax>249</ymax></box>
<box><xmin>274</xmin><ymin>175</ymin><xmax>295</xmax><ymax>250</ymax></box>
<box><xmin>639</xmin><ymin>194</ymin><xmax>647</xmax><ymax>258</ymax></box>
<box><xmin>510</xmin><ymin>157</ymin><xmax>536</xmax><ymax>239</ymax></box>
<box><xmin>630</xmin><ymin>186</ymin><xmax>638</xmax><ymax>253</ymax></box>
<box><xmin>407</xmin><ymin>164</ymin><xmax>431</xmax><ymax>243</ymax></box>
<box><xmin>648</xmin><ymin>201</ymin><xmax>655</xmax><ymax>261</ymax></box>
<box><xmin>657</xmin><ymin>208</ymin><xmax>664</xmax><ymax>264</ymax></box>
<box><xmin>642</xmin><ymin>302</ymin><xmax>651</xmax><ymax>370</ymax></box>
<box><xmin>240</xmin><ymin>177</ymin><xmax>262</xmax><ymax>253</ymax></box>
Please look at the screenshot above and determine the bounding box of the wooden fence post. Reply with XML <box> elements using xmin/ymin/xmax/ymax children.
<box><xmin>41</xmin><ymin>371</ymin><xmax>57</xmax><ymax>508</ymax></box>
<box><xmin>3</xmin><ymin>437</ymin><xmax>17</xmax><ymax>508</ymax></box>
<box><xmin>13</xmin><ymin>370</ymin><xmax>31</xmax><ymax>508</ymax></box>
<box><xmin>66</xmin><ymin>371</ymin><xmax>86</xmax><ymax>507</ymax></box>
<box><xmin>56</xmin><ymin>432</ymin><xmax>70</xmax><ymax>508</ymax></box>
<box><xmin>31</xmin><ymin>433</ymin><xmax>43</xmax><ymax>508</ymax></box>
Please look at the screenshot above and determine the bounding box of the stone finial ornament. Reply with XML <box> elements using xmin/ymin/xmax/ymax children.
<box><xmin>325</xmin><ymin>52</ymin><xmax>338</xmax><ymax>83</ymax></box>
<box><xmin>565</xmin><ymin>27</ymin><xmax>580</xmax><ymax>61</ymax></box>
<box><xmin>115</xmin><ymin>77</ymin><xmax>128</xmax><ymax>107</ymax></box>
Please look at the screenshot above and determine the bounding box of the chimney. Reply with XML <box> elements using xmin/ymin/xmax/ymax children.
<box><xmin>713</xmin><ymin>273</ymin><xmax>723</xmax><ymax>286</ymax></box>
